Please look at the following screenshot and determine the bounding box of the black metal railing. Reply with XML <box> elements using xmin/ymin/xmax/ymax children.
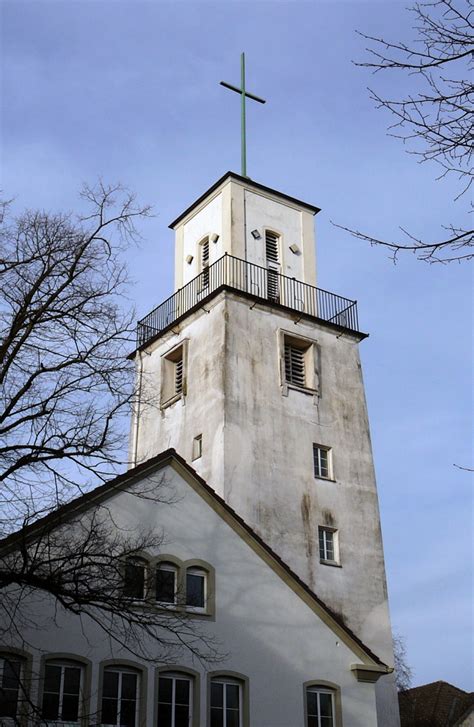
<box><xmin>137</xmin><ymin>254</ymin><xmax>359</xmax><ymax>347</ymax></box>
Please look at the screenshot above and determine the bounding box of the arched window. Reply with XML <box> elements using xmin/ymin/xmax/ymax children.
<box><xmin>185</xmin><ymin>566</ymin><xmax>207</xmax><ymax>610</ymax></box>
<box><xmin>0</xmin><ymin>654</ymin><xmax>23</xmax><ymax>721</ymax></box>
<box><xmin>305</xmin><ymin>686</ymin><xmax>336</xmax><ymax>727</ymax></box>
<box><xmin>101</xmin><ymin>667</ymin><xmax>140</xmax><ymax>727</ymax></box>
<box><xmin>156</xmin><ymin>562</ymin><xmax>178</xmax><ymax>605</ymax></box>
<box><xmin>41</xmin><ymin>660</ymin><xmax>85</xmax><ymax>724</ymax></box>
<box><xmin>157</xmin><ymin>671</ymin><xmax>193</xmax><ymax>727</ymax></box>
<box><xmin>210</xmin><ymin>677</ymin><xmax>244</xmax><ymax>727</ymax></box>
<box><xmin>123</xmin><ymin>556</ymin><xmax>147</xmax><ymax>600</ymax></box>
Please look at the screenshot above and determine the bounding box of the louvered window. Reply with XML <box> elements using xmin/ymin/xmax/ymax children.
<box><xmin>175</xmin><ymin>355</ymin><xmax>183</xmax><ymax>395</ymax></box>
<box><xmin>265</xmin><ymin>231</ymin><xmax>279</xmax><ymax>264</ymax></box>
<box><xmin>201</xmin><ymin>238</ymin><xmax>210</xmax><ymax>289</ymax></box>
<box><xmin>284</xmin><ymin>343</ymin><xmax>306</xmax><ymax>387</ymax></box>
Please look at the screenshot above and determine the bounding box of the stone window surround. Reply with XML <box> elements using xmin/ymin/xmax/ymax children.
<box><xmin>122</xmin><ymin>552</ymin><xmax>216</xmax><ymax>620</ymax></box>
<box><xmin>207</xmin><ymin>671</ymin><xmax>250</xmax><ymax>727</ymax></box>
<box><xmin>278</xmin><ymin>329</ymin><xmax>319</xmax><ymax>398</ymax></box>
<box><xmin>38</xmin><ymin>653</ymin><xmax>92</xmax><ymax>727</ymax></box>
<box><xmin>303</xmin><ymin>680</ymin><xmax>343</xmax><ymax>727</ymax></box>
<box><xmin>154</xmin><ymin>665</ymin><xmax>200</xmax><ymax>727</ymax></box>
<box><xmin>98</xmin><ymin>659</ymin><xmax>147</xmax><ymax>727</ymax></box>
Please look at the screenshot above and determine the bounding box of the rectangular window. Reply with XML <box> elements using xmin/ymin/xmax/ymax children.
<box><xmin>0</xmin><ymin>657</ymin><xmax>22</xmax><ymax>719</ymax></box>
<box><xmin>42</xmin><ymin>663</ymin><xmax>82</xmax><ymax>723</ymax></box>
<box><xmin>101</xmin><ymin>669</ymin><xmax>139</xmax><ymax>727</ymax></box>
<box><xmin>161</xmin><ymin>343</ymin><xmax>186</xmax><ymax>407</ymax></box>
<box><xmin>210</xmin><ymin>680</ymin><xmax>241</xmax><ymax>727</ymax></box>
<box><xmin>157</xmin><ymin>674</ymin><xmax>192</xmax><ymax>727</ymax></box>
<box><xmin>186</xmin><ymin>568</ymin><xmax>206</xmax><ymax>609</ymax></box>
<box><xmin>192</xmin><ymin>434</ymin><xmax>202</xmax><ymax>461</ymax></box>
<box><xmin>123</xmin><ymin>558</ymin><xmax>146</xmax><ymax>600</ymax></box>
<box><xmin>306</xmin><ymin>688</ymin><xmax>335</xmax><ymax>727</ymax></box>
<box><xmin>156</xmin><ymin>564</ymin><xmax>177</xmax><ymax>604</ymax></box>
<box><xmin>313</xmin><ymin>445</ymin><xmax>332</xmax><ymax>480</ymax></box>
<box><xmin>318</xmin><ymin>527</ymin><xmax>338</xmax><ymax>564</ymax></box>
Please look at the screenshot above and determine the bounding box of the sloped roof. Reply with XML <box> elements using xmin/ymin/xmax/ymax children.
<box><xmin>399</xmin><ymin>681</ymin><xmax>474</xmax><ymax>726</ymax></box>
<box><xmin>1</xmin><ymin>448</ymin><xmax>387</xmax><ymax>669</ymax></box>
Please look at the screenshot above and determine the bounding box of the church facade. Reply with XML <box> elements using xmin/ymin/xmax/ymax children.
<box><xmin>2</xmin><ymin>172</ymin><xmax>400</xmax><ymax>726</ymax></box>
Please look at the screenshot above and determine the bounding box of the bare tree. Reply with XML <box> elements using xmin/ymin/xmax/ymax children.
<box><xmin>337</xmin><ymin>0</ymin><xmax>473</xmax><ymax>263</ymax></box>
<box><xmin>393</xmin><ymin>633</ymin><xmax>413</xmax><ymax>691</ymax></box>
<box><xmin>0</xmin><ymin>185</ymin><xmax>220</xmax><ymax>690</ymax></box>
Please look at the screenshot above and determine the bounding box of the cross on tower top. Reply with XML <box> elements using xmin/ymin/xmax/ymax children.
<box><xmin>220</xmin><ymin>52</ymin><xmax>266</xmax><ymax>178</ymax></box>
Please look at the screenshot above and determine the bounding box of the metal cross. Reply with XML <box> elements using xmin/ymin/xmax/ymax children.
<box><xmin>220</xmin><ymin>52</ymin><xmax>266</xmax><ymax>178</ymax></box>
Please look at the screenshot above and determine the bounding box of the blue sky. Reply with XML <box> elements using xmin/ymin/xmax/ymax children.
<box><xmin>2</xmin><ymin>0</ymin><xmax>472</xmax><ymax>690</ymax></box>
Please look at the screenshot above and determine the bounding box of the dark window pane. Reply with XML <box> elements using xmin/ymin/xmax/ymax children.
<box><xmin>124</xmin><ymin>560</ymin><xmax>145</xmax><ymax>599</ymax></box>
<box><xmin>175</xmin><ymin>704</ymin><xmax>189</xmax><ymax>727</ymax></box>
<box><xmin>226</xmin><ymin>708</ymin><xmax>239</xmax><ymax>727</ymax></box>
<box><xmin>156</xmin><ymin>569</ymin><xmax>176</xmax><ymax>603</ymax></box>
<box><xmin>42</xmin><ymin>691</ymin><xmax>60</xmax><ymax>720</ymax></box>
<box><xmin>157</xmin><ymin>702</ymin><xmax>172</xmax><ymax>727</ymax></box>
<box><xmin>175</xmin><ymin>678</ymin><xmax>190</xmax><ymax>705</ymax></box>
<box><xmin>158</xmin><ymin>676</ymin><xmax>172</xmax><ymax>703</ymax></box>
<box><xmin>186</xmin><ymin>573</ymin><xmax>205</xmax><ymax>608</ymax></box>
<box><xmin>62</xmin><ymin>693</ymin><xmax>80</xmax><ymax>721</ymax></box>
<box><xmin>210</xmin><ymin>682</ymin><xmax>223</xmax><ymax>708</ymax></box>
<box><xmin>0</xmin><ymin>690</ymin><xmax>19</xmax><ymax>718</ymax></box>
<box><xmin>64</xmin><ymin>666</ymin><xmax>81</xmax><ymax>695</ymax></box>
<box><xmin>321</xmin><ymin>718</ymin><xmax>334</xmax><ymax>727</ymax></box>
<box><xmin>121</xmin><ymin>673</ymin><xmax>137</xmax><ymax>700</ymax></box>
<box><xmin>320</xmin><ymin>693</ymin><xmax>333</xmax><ymax>717</ymax></box>
<box><xmin>306</xmin><ymin>690</ymin><xmax>318</xmax><ymax>716</ymax></box>
<box><xmin>101</xmin><ymin>696</ymin><xmax>118</xmax><ymax>725</ymax></box>
<box><xmin>225</xmin><ymin>684</ymin><xmax>240</xmax><ymax>710</ymax></box>
<box><xmin>103</xmin><ymin>671</ymin><xmax>119</xmax><ymax>699</ymax></box>
<box><xmin>307</xmin><ymin>718</ymin><xmax>318</xmax><ymax>727</ymax></box>
<box><xmin>210</xmin><ymin>707</ymin><xmax>223</xmax><ymax>727</ymax></box>
<box><xmin>44</xmin><ymin>664</ymin><xmax>61</xmax><ymax>694</ymax></box>
<box><xmin>2</xmin><ymin>661</ymin><xmax>21</xmax><ymax>690</ymax></box>
<box><xmin>120</xmin><ymin>698</ymin><xmax>136</xmax><ymax>727</ymax></box>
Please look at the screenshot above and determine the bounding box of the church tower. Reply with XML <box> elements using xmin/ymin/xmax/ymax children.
<box><xmin>129</xmin><ymin>171</ymin><xmax>401</xmax><ymax>727</ymax></box>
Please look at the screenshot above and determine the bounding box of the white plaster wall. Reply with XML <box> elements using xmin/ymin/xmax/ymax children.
<box><xmin>10</xmin><ymin>464</ymin><xmax>380</xmax><ymax>727</ymax></box>
<box><xmin>179</xmin><ymin>193</ymin><xmax>223</xmax><ymax>288</ymax></box>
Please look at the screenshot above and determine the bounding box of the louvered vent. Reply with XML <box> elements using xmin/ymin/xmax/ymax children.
<box><xmin>268</xmin><ymin>269</ymin><xmax>280</xmax><ymax>303</ymax></box>
<box><xmin>175</xmin><ymin>356</ymin><xmax>183</xmax><ymax>395</ymax></box>
<box><xmin>265</xmin><ymin>231</ymin><xmax>279</xmax><ymax>264</ymax></box>
<box><xmin>201</xmin><ymin>238</ymin><xmax>210</xmax><ymax>288</ymax></box>
<box><xmin>284</xmin><ymin>343</ymin><xmax>305</xmax><ymax>387</ymax></box>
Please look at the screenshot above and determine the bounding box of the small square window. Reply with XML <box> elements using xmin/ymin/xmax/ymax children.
<box><xmin>192</xmin><ymin>434</ymin><xmax>202</xmax><ymax>461</ymax></box>
<box><xmin>318</xmin><ymin>527</ymin><xmax>339</xmax><ymax>565</ymax></box>
<box><xmin>313</xmin><ymin>444</ymin><xmax>332</xmax><ymax>480</ymax></box>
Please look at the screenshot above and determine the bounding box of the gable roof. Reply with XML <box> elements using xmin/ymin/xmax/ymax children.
<box><xmin>1</xmin><ymin>448</ymin><xmax>388</xmax><ymax>670</ymax></box>
<box><xmin>399</xmin><ymin>681</ymin><xmax>474</xmax><ymax>727</ymax></box>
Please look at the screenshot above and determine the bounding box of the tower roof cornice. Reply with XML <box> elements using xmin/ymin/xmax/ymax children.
<box><xmin>168</xmin><ymin>171</ymin><xmax>321</xmax><ymax>230</ymax></box>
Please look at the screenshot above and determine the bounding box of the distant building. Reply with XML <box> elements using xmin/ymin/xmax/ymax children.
<box><xmin>399</xmin><ymin>681</ymin><xmax>474</xmax><ymax>726</ymax></box>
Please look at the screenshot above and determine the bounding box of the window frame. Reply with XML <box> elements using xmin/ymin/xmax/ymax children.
<box><xmin>161</xmin><ymin>341</ymin><xmax>188</xmax><ymax>409</ymax></box>
<box><xmin>318</xmin><ymin>527</ymin><xmax>340</xmax><ymax>566</ymax></box>
<box><xmin>207</xmin><ymin>672</ymin><xmax>249</xmax><ymax>727</ymax></box>
<box><xmin>279</xmin><ymin>330</ymin><xmax>319</xmax><ymax>396</ymax></box>
<box><xmin>156</xmin><ymin>669</ymin><xmax>198</xmax><ymax>727</ymax></box>
<box><xmin>185</xmin><ymin>566</ymin><xmax>207</xmax><ymax>613</ymax></box>
<box><xmin>155</xmin><ymin>561</ymin><xmax>179</xmax><ymax>607</ymax></box>
<box><xmin>98</xmin><ymin>661</ymin><xmax>146</xmax><ymax>727</ymax></box>
<box><xmin>303</xmin><ymin>681</ymin><xmax>342</xmax><ymax>727</ymax></box>
<box><xmin>123</xmin><ymin>556</ymin><xmax>148</xmax><ymax>601</ymax></box>
<box><xmin>192</xmin><ymin>434</ymin><xmax>203</xmax><ymax>461</ymax></box>
<box><xmin>39</xmin><ymin>654</ymin><xmax>91</xmax><ymax>727</ymax></box>
<box><xmin>0</xmin><ymin>650</ymin><xmax>30</xmax><ymax>725</ymax></box>
<box><xmin>313</xmin><ymin>444</ymin><xmax>334</xmax><ymax>481</ymax></box>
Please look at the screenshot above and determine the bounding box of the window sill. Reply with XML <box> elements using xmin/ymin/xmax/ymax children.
<box><xmin>160</xmin><ymin>393</ymin><xmax>183</xmax><ymax>410</ymax></box>
<box><xmin>314</xmin><ymin>476</ymin><xmax>336</xmax><ymax>483</ymax></box>
<box><xmin>319</xmin><ymin>559</ymin><xmax>342</xmax><ymax>568</ymax></box>
<box><xmin>282</xmin><ymin>383</ymin><xmax>318</xmax><ymax>397</ymax></box>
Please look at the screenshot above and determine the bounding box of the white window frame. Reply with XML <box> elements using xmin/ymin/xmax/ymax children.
<box><xmin>157</xmin><ymin>672</ymin><xmax>193</xmax><ymax>727</ymax></box>
<box><xmin>42</xmin><ymin>661</ymin><xmax>83</xmax><ymax>724</ymax></box>
<box><xmin>318</xmin><ymin>527</ymin><xmax>339</xmax><ymax>565</ymax></box>
<box><xmin>185</xmin><ymin>567</ymin><xmax>207</xmax><ymax>613</ymax></box>
<box><xmin>101</xmin><ymin>668</ymin><xmax>140</xmax><ymax>727</ymax></box>
<box><xmin>210</xmin><ymin>679</ymin><xmax>243</xmax><ymax>727</ymax></box>
<box><xmin>306</xmin><ymin>687</ymin><xmax>336</xmax><ymax>727</ymax></box>
<box><xmin>313</xmin><ymin>444</ymin><xmax>333</xmax><ymax>480</ymax></box>
<box><xmin>155</xmin><ymin>562</ymin><xmax>178</xmax><ymax>606</ymax></box>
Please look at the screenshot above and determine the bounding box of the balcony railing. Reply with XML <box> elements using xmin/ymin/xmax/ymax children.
<box><xmin>137</xmin><ymin>254</ymin><xmax>360</xmax><ymax>347</ymax></box>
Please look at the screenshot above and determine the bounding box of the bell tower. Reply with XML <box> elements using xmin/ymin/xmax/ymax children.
<box><xmin>130</xmin><ymin>171</ymin><xmax>401</xmax><ymax>727</ymax></box>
